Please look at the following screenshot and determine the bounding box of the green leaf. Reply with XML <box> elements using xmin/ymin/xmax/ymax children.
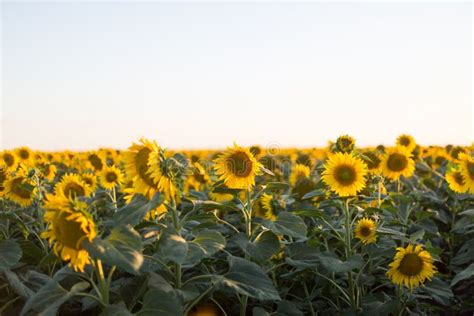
<box><xmin>262</xmin><ymin>182</ymin><xmax>289</xmax><ymax>191</ymax></box>
<box><xmin>114</xmin><ymin>193</ymin><xmax>164</xmax><ymax>226</ymax></box>
<box><xmin>409</xmin><ymin>229</ymin><xmax>425</xmax><ymax>243</ymax></box>
<box><xmin>192</xmin><ymin>200</ymin><xmax>239</xmax><ymax>213</ymax></box>
<box><xmin>158</xmin><ymin>233</ymin><xmax>188</xmax><ymax>264</ymax></box>
<box><xmin>137</xmin><ymin>289</ymin><xmax>183</xmax><ymax>316</ymax></box>
<box><xmin>264</xmin><ymin>212</ymin><xmax>307</xmax><ymax>239</ymax></box>
<box><xmin>222</xmin><ymin>256</ymin><xmax>280</xmax><ymax>301</ymax></box>
<box><xmin>276</xmin><ymin>300</ymin><xmax>304</xmax><ymax>316</ymax></box>
<box><xmin>318</xmin><ymin>252</ymin><xmax>364</xmax><ymax>273</ymax></box>
<box><xmin>0</xmin><ymin>240</ymin><xmax>22</xmax><ymax>271</ymax></box>
<box><xmin>301</xmin><ymin>189</ymin><xmax>325</xmax><ymax>200</ymax></box>
<box><xmin>233</xmin><ymin>232</ymin><xmax>280</xmax><ymax>262</ymax></box>
<box><xmin>21</xmin><ymin>280</ymin><xmax>89</xmax><ymax>316</ymax></box>
<box><xmin>285</xmin><ymin>242</ymin><xmax>319</xmax><ymax>268</ymax></box>
<box><xmin>459</xmin><ymin>209</ymin><xmax>474</xmax><ymax>217</ymax></box>
<box><xmin>18</xmin><ymin>240</ymin><xmax>44</xmax><ymax>266</ymax></box>
<box><xmin>451</xmin><ymin>263</ymin><xmax>474</xmax><ymax>287</ymax></box>
<box><xmin>185</xmin><ymin>230</ymin><xmax>226</xmax><ymax>265</ymax></box>
<box><xmin>84</xmin><ymin>225</ymin><xmax>143</xmax><ymax>275</ymax></box>
<box><xmin>420</xmin><ymin>278</ymin><xmax>453</xmax><ymax>306</ymax></box>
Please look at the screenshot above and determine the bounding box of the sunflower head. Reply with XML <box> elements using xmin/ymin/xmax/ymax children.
<box><xmin>334</xmin><ymin>135</ymin><xmax>356</xmax><ymax>154</ymax></box>
<box><xmin>361</xmin><ymin>151</ymin><xmax>381</xmax><ymax>172</ymax></box>
<box><xmin>213</xmin><ymin>144</ymin><xmax>262</xmax><ymax>190</ymax></box>
<box><xmin>381</xmin><ymin>147</ymin><xmax>415</xmax><ymax>181</ymax></box>
<box><xmin>354</xmin><ymin>217</ymin><xmax>377</xmax><ymax>244</ymax></box>
<box><xmin>148</xmin><ymin>150</ymin><xmax>189</xmax><ymax>200</ymax></box>
<box><xmin>386</xmin><ymin>244</ymin><xmax>436</xmax><ymax>290</ymax></box>
<box><xmin>0</xmin><ymin>167</ymin><xmax>8</xmax><ymax>197</ymax></box>
<box><xmin>42</xmin><ymin>164</ymin><xmax>57</xmax><ymax>181</ymax></box>
<box><xmin>4</xmin><ymin>167</ymin><xmax>36</xmax><ymax>207</ymax></box>
<box><xmin>55</xmin><ymin>173</ymin><xmax>92</xmax><ymax>200</ymax></box>
<box><xmin>41</xmin><ymin>198</ymin><xmax>96</xmax><ymax>272</ymax></box>
<box><xmin>458</xmin><ymin>153</ymin><xmax>474</xmax><ymax>193</ymax></box>
<box><xmin>396</xmin><ymin>134</ymin><xmax>416</xmax><ymax>152</ymax></box>
<box><xmin>124</xmin><ymin>138</ymin><xmax>160</xmax><ymax>197</ymax></box>
<box><xmin>289</xmin><ymin>164</ymin><xmax>311</xmax><ymax>186</ymax></box>
<box><xmin>81</xmin><ymin>172</ymin><xmax>98</xmax><ymax>191</ymax></box>
<box><xmin>445</xmin><ymin>167</ymin><xmax>468</xmax><ymax>194</ymax></box>
<box><xmin>86</xmin><ymin>152</ymin><xmax>105</xmax><ymax>172</ymax></box>
<box><xmin>15</xmin><ymin>147</ymin><xmax>34</xmax><ymax>166</ymax></box>
<box><xmin>100</xmin><ymin>165</ymin><xmax>124</xmax><ymax>190</ymax></box>
<box><xmin>260</xmin><ymin>193</ymin><xmax>277</xmax><ymax>221</ymax></box>
<box><xmin>449</xmin><ymin>146</ymin><xmax>467</xmax><ymax>161</ymax></box>
<box><xmin>1</xmin><ymin>150</ymin><xmax>18</xmax><ymax>171</ymax></box>
<box><xmin>321</xmin><ymin>152</ymin><xmax>368</xmax><ymax>197</ymax></box>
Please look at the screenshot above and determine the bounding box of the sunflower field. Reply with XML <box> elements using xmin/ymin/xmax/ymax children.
<box><xmin>0</xmin><ymin>135</ymin><xmax>473</xmax><ymax>315</ymax></box>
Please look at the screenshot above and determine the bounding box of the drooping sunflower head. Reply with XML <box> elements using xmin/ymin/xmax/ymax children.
<box><xmin>334</xmin><ymin>135</ymin><xmax>356</xmax><ymax>154</ymax></box>
<box><xmin>396</xmin><ymin>134</ymin><xmax>416</xmax><ymax>152</ymax></box>
<box><xmin>42</xmin><ymin>164</ymin><xmax>57</xmax><ymax>181</ymax></box>
<box><xmin>41</xmin><ymin>199</ymin><xmax>96</xmax><ymax>272</ymax></box>
<box><xmin>260</xmin><ymin>193</ymin><xmax>277</xmax><ymax>221</ymax></box>
<box><xmin>1</xmin><ymin>150</ymin><xmax>18</xmax><ymax>171</ymax></box>
<box><xmin>148</xmin><ymin>150</ymin><xmax>188</xmax><ymax>200</ymax></box>
<box><xmin>354</xmin><ymin>217</ymin><xmax>377</xmax><ymax>244</ymax></box>
<box><xmin>15</xmin><ymin>147</ymin><xmax>34</xmax><ymax>166</ymax></box>
<box><xmin>100</xmin><ymin>165</ymin><xmax>124</xmax><ymax>190</ymax></box>
<box><xmin>289</xmin><ymin>164</ymin><xmax>311</xmax><ymax>186</ymax></box>
<box><xmin>445</xmin><ymin>168</ymin><xmax>468</xmax><ymax>194</ymax></box>
<box><xmin>321</xmin><ymin>152</ymin><xmax>368</xmax><ymax>197</ymax></box>
<box><xmin>186</xmin><ymin>162</ymin><xmax>210</xmax><ymax>192</ymax></box>
<box><xmin>458</xmin><ymin>153</ymin><xmax>474</xmax><ymax>193</ymax></box>
<box><xmin>4</xmin><ymin>167</ymin><xmax>36</xmax><ymax>207</ymax></box>
<box><xmin>386</xmin><ymin>244</ymin><xmax>436</xmax><ymax>290</ymax></box>
<box><xmin>55</xmin><ymin>173</ymin><xmax>92</xmax><ymax>200</ymax></box>
<box><xmin>124</xmin><ymin>138</ymin><xmax>159</xmax><ymax>197</ymax></box>
<box><xmin>213</xmin><ymin>144</ymin><xmax>262</xmax><ymax>190</ymax></box>
<box><xmin>361</xmin><ymin>150</ymin><xmax>382</xmax><ymax>173</ymax></box>
<box><xmin>380</xmin><ymin>147</ymin><xmax>415</xmax><ymax>181</ymax></box>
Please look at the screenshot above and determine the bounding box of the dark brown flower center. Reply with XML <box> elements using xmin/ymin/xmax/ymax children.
<box><xmin>3</xmin><ymin>153</ymin><xmax>15</xmax><ymax>166</ymax></box>
<box><xmin>19</xmin><ymin>149</ymin><xmax>30</xmax><ymax>160</ymax></box>
<box><xmin>399</xmin><ymin>136</ymin><xmax>411</xmax><ymax>146</ymax></box>
<box><xmin>106</xmin><ymin>171</ymin><xmax>118</xmax><ymax>183</ymax></box>
<box><xmin>359</xmin><ymin>225</ymin><xmax>372</xmax><ymax>237</ymax></box>
<box><xmin>363</xmin><ymin>152</ymin><xmax>381</xmax><ymax>170</ymax></box>
<box><xmin>11</xmin><ymin>177</ymin><xmax>33</xmax><ymax>199</ymax></box>
<box><xmin>398</xmin><ymin>253</ymin><xmax>423</xmax><ymax>276</ymax></box>
<box><xmin>387</xmin><ymin>153</ymin><xmax>408</xmax><ymax>172</ymax></box>
<box><xmin>227</xmin><ymin>152</ymin><xmax>253</xmax><ymax>177</ymax></box>
<box><xmin>63</xmin><ymin>182</ymin><xmax>85</xmax><ymax>198</ymax></box>
<box><xmin>453</xmin><ymin>172</ymin><xmax>465</xmax><ymax>185</ymax></box>
<box><xmin>334</xmin><ymin>165</ymin><xmax>356</xmax><ymax>185</ymax></box>
<box><xmin>88</xmin><ymin>154</ymin><xmax>103</xmax><ymax>171</ymax></box>
<box><xmin>467</xmin><ymin>161</ymin><xmax>474</xmax><ymax>180</ymax></box>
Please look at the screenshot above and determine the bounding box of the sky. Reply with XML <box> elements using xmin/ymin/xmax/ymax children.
<box><xmin>0</xmin><ymin>1</ymin><xmax>472</xmax><ymax>151</ymax></box>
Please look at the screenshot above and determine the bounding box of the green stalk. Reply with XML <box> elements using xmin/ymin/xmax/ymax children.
<box><xmin>240</xmin><ymin>190</ymin><xmax>253</xmax><ymax>316</ymax></box>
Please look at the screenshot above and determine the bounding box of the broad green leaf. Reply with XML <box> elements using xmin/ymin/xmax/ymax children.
<box><xmin>301</xmin><ymin>189</ymin><xmax>325</xmax><ymax>200</ymax></box>
<box><xmin>451</xmin><ymin>263</ymin><xmax>474</xmax><ymax>287</ymax></box>
<box><xmin>318</xmin><ymin>252</ymin><xmax>364</xmax><ymax>273</ymax></box>
<box><xmin>137</xmin><ymin>289</ymin><xmax>183</xmax><ymax>316</ymax></box>
<box><xmin>285</xmin><ymin>242</ymin><xmax>319</xmax><ymax>268</ymax></box>
<box><xmin>158</xmin><ymin>233</ymin><xmax>188</xmax><ymax>264</ymax></box>
<box><xmin>0</xmin><ymin>240</ymin><xmax>22</xmax><ymax>271</ymax></box>
<box><xmin>84</xmin><ymin>225</ymin><xmax>143</xmax><ymax>275</ymax></box>
<box><xmin>276</xmin><ymin>300</ymin><xmax>304</xmax><ymax>316</ymax></box>
<box><xmin>192</xmin><ymin>200</ymin><xmax>239</xmax><ymax>213</ymax></box>
<box><xmin>101</xmin><ymin>303</ymin><xmax>133</xmax><ymax>316</ymax></box>
<box><xmin>222</xmin><ymin>256</ymin><xmax>280</xmax><ymax>301</ymax></box>
<box><xmin>459</xmin><ymin>209</ymin><xmax>474</xmax><ymax>217</ymax></box>
<box><xmin>420</xmin><ymin>278</ymin><xmax>453</xmax><ymax>306</ymax></box>
<box><xmin>114</xmin><ymin>193</ymin><xmax>164</xmax><ymax>226</ymax></box>
<box><xmin>409</xmin><ymin>229</ymin><xmax>425</xmax><ymax>243</ymax></box>
<box><xmin>185</xmin><ymin>230</ymin><xmax>226</xmax><ymax>265</ymax></box>
<box><xmin>264</xmin><ymin>212</ymin><xmax>307</xmax><ymax>239</ymax></box>
<box><xmin>21</xmin><ymin>280</ymin><xmax>89</xmax><ymax>316</ymax></box>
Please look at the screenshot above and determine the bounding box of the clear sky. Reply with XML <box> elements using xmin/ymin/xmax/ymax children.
<box><xmin>1</xmin><ymin>1</ymin><xmax>472</xmax><ymax>151</ymax></box>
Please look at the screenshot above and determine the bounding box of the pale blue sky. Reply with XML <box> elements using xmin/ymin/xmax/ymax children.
<box><xmin>1</xmin><ymin>2</ymin><xmax>472</xmax><ymax>150</ymax></box>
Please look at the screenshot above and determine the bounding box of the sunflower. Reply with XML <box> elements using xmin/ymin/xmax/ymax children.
<box><xmin>0</xmin><ymin>166</ymin><xmax>8</xmax><ymax>197</ymax></box>
<box><xmin>4</xmin><ymin>168</ymin><xmax>36</xmax><ymax>207</ymax></box>
<box><xmin>42</xmin><ymin>164</ymin><xmax>57</xmax><ymax>181</ymax></box>
<box><xmin>396</xmin><ymin>134</ymin><xmax>416</xmax><ymax>152</ymax></box>
<box><xmin>361</xmin><ymin>150</ymin><xmax>381</xmax><ymax>173</ymax></box>
<box><xmin>81</xmin><ymin>172</ymin><xmax>98</xmax><ymax>191</ymax></box>
<box><xmin>386</xmin><ymin>244</ymin><xmax>436</xmax><ymax>290</ymax></box>
<box><xmin>260</xmin><ymin>193</ymin><xmax>277</xmax><ymax>221</ymax></box>
<box><xmin>321</xmin><ymin>152</ymin><xmax>368</xmax><ymax>197</ymax></box>
<box><xmin>123</xmin><ymin>138</ymin><xmax>160</xmax><ymax>198</ymax></box>
<box><xmin>214</xmin><ymin>144</ymin><xmax>262</xmax><ymax>190</ymax></box>
<box><xmin>445</xmin><ymin>168</ymin><xmax>468</xmax><ymax>193</ymax></box>
<box><xmin>100</xmin><ymin>165</ymin><xmax>124</xmax><ymax>190</ymax></box>
<box><xmin>1</xmin><ymin>150</ymin><xmax>18</xmax><ymax>171</ymax></box>
<box><xmin>85</xmin><ymin>152</ymin><xmax>105</xmax><ymax>172</ymax></box>
<box><xmin>334</xmin><ymin>135</ymin><xmax>355</xmax><ymax>153</ymax></box>
<box><xmin>380</xmin><ymin>147</ymin><xmax>415</xmax><ymax>181</ymax></box>
<box><xmin>289</xmin><ymin>164</ymin><xmax>311</xmax><ymax>186</ymax></box>
<box><xmin>144</xmin><ymin>203</ymin><xmax>168</xmax><ymax>220</ymax></box>
<box><xmin>41</xmin><ymin>198</ymin><xmax>96</xmax><ymax>272</ymax></box>
<box><xmin>186</xmin><ymin>162</ymin><xmax>210</xmax><ymax>192</ymax></box>
<box><xmin>458</xmin><ymin>153</ymin><xmax>474</xmax><ymax>193</ymax></box>
<box><xmin>147</xmin><ymin>150</ymin><xmax>182</xmax><ymax>200</ymax></box>
<box><xmin>15</xmin><ymin>147</ymin><xmax>34</xmax><ymax>166</ymax></box>
<box><xmin>354</xmin><ymin>217</ymin><xmax>377</xmax><ymax>244</ymax></box>
<box><xmin>55</xmin><ymin>173</ymin><xmax>92</xmax><ymax>200</ymax></box>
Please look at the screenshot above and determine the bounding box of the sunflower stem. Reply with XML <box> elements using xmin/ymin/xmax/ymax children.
<box><xmin>170</xmin><ymin>197</ymin><xmax>183</xmax><ymax>288</ymax></box>
<box><xmin>240</xmin><ymin>189</ymin><xmax>253</xmax><ymax>316</ymax></box>
<box><xmin>94</xmin><ymin>259</ymin><xmax>109</xmax><ymax>306</ymax></box>
<box><xmin>343</xmin><ymin>198</ymin><xmax>357</xmax><ymax>310</ymax></box>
